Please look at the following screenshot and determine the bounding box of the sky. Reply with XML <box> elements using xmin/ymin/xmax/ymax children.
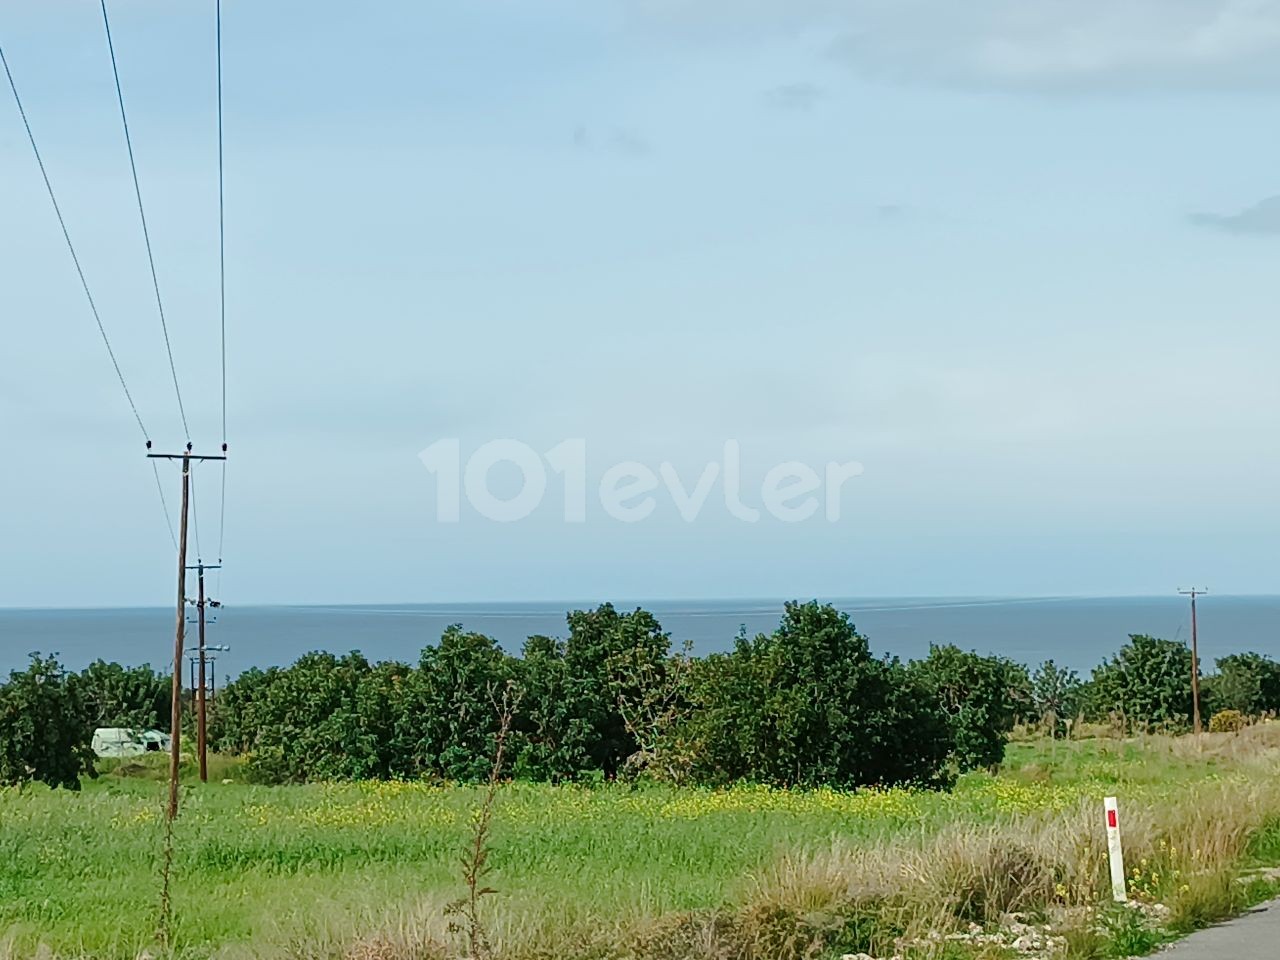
<box><xmin>1</xmin><ymin>0</ymin><xmax>1278</xmax><ymax>607</ymax></box>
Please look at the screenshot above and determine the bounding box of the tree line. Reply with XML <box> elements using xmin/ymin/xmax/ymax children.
<box><xmin>4</xmin><ymin>601</ymin><xmax>1279</xmax><ymax>790</ymax></box>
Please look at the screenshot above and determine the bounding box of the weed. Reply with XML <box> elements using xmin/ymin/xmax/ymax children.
<box><xmin>445</xmin><ymin>683</ymin><xmax>521</xmax><ymax>960</ymax></box>
<box><xmin>1097</xmin><ymin>903</ymin><xmax>1163</xmax><ymax>957</ymax></box>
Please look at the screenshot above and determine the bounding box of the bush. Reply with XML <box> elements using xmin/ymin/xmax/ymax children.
<box><xmin>202</xmin><ymin>603</ymin><xmax>964</xmax><ymax>789</ymax></box>
<box><xmin>1099</xmin><ymin>903</ymin><xmax>1164</xmax><ymax>958</ymax></box>
<box><xmin>512</xmin><ymin>634</ymin><xmax>584</xmax><ymax>781</ymax></box>
<box><xmin>212</xmin><ymin>651</ymin><xmax>390</xmax><ymax>782</ymax></box>
<box><xmin>1090</xmin><ymin>635</ymin><xmax>1194</xmax><ymax>733</ymax></box>
<box><xmin>129</xmin><ymin>603</ymin><xmax>1241</xmax><ymax>791</ymax></box>
<box><xmin>562</xmin><ymin>604</ymin><xmax>673</xmax><ymax>779</ymax></box>
<box><xmin>1031</xmin><ymin>659</ymin><xmax>1082</xmax><ymax>738</ymax></box>
<box><xmin>910</xmin><ymin>645</ymin><xmax>1030</xmax><ymax>771</ymax></box>
<box><xmin>399</xmin><ymin>626</ymin><xmax>516</xmax><ymax>781</ymax></box>
<box><xmin>74</xmin><ymin>659</ymin><xmax>168</xmax><ymax>731</ymax></box>
<box><xmin>1207</xmin><ymin>652</ymin><xmax>1280</xmax><ymax>718</ymax></box>
<box><xmin>682</xmin><ymin>601</ymin><xmax>954</xmax><ymax>789</ymax></box>
<box><xmin>0</xmin><ymin>655</ymin><xmax>95</xmax><ymax>789</ymax></box>
<box><xmin>208</xmin><ymin>665</ymin><xmax>278</xmax><ymax>755</ymax></box>
<box><xmin>243</xmin><ymin>746</ymin><xmax>296</xmax><ymax>785</ymax></box>
<box><xmin>1209</xmin><ymin>709</ymin><xmax>1247</xmax><ymax>734</ymax></box>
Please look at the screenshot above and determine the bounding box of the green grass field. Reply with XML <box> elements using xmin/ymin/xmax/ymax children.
<box><xmin>4</xmin><ymin>733</ymin><xmax>1280</xmax><ymax>960</ymax></box>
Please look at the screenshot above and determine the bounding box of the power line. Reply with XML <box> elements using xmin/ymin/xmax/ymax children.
<box><xmin>100</xmin><ymin>0</ymin><xmax>190</xmax><ymax>442</ymax></box>
<box><xmin>214</xmin><ymin>460</ymin><xmax>225</xmax><ymax>599</ymax></box>
<box><xmin>152</xmin><ymin>460</ymin><xmax>178</xmax><ymax>551</ymax></box>
<box><xmin>217</xmin><ymin>462</ymin><xmax>226</xmax><ymax>563</ymax></box>
<box><xmin>2</xmin><ymin>32</ymin><xmax>184</xmax><ymax>555</ymax></box>
<box><xmin>217</xmin><ymin>0</ymin><xmax>226</xmax><ymax>447</ymax></box>
<box><xmin>0</xmin><ymin>40</ymin><xmax>150</xmax><ymax>442</ymax></box>
<box><xmin>189</xmin><ymin>461</ymin><xmax>204</xmax><ymax>563</ymax></box>
<box><xmin>216</xmin><ymin>0</ymin><xmax>229</xmax><ymax>574</ymax></box>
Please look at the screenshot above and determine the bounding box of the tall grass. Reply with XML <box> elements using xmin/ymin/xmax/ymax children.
<box><xmin>4</xmin><ymin>727</ymin><xmax>1280</xmax><ymax>960</ymax></box>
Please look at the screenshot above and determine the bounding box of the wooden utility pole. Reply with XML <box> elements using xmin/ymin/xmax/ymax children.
<box><xmin>1179</xmin><ymin>587</ymin><xmax>1208</xmax><ymax>735</ymax></box>
<box><xmin>187</xmin><ymin>561</ymin><xmax>220</xmax><ymax>783</ymax></box>
<box><xmin>197</xmin><ymin>565</ymin><xmax>206</xmax><ymax>782</ymax></box>
<box><xmin>168</xmin><ymin>452</ymin><xmax>190</xmax><ymax>819</ymax></box>
<box><xmin>149</xmin><ymin>446</ymin><xmax>226</xmax><ymax>818</ymax></box>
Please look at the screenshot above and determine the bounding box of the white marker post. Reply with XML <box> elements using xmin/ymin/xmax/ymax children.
<box><xmin>1104</xmin><ymin>796</ymin><xmax>1127</xmax><ymax>903</ymax></box>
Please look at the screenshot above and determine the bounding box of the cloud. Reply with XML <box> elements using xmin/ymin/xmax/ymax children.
<box><xmin>623</xmin><ymin>0</ymin><xmax>845</xmax><ymax>40</ymax></box>
<box><xmin>827</xmin><ymin>0</ymin><xmax>1280</xmax><ymax>91</ymax></box>
<box><xmin>763</xmin><ymin>82</ymin><xmax>826</xmax><ymax>110</ymax></box>
<box><xmin>625</xmin><ymin>0</ymin><xmax>1280</xmax><ymax>91</ymax></box>
<box><xmin>608</xmin><ymin>129</ymin><xmax>652</xmax><ymax>157</ymax></box>
<box><xmin>573</xmin><ymin>125</ymin><xmax>652</xmax><ymax>158</ymax></box>
<box><xmin>1189</xmin><ymin>195</ymin><xmax>1280</xmax><ymax>234</ymax></box>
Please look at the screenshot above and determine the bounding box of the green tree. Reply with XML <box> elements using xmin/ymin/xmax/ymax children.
<box><xmin>1091</xmin><ymin>635</ymin><xmax>1194</xmax><ymax>733</ymax></box>
<box><xmin>684</xmin><ymin>602</ymin><xmax>954</xmax><ymax>789</ymax></box>
<box><xmin>609</xmin><ymin>639</ymin><xmax>695</xmax><ymax>782</ymax></box>
<box><xmin>0</xmin><ymin>655</ymin><xmax>95</xmax><ymax>790</ymax></box>
<box><xmin>1207</xmin><ymin>653</ymin><xmax>1280</xmax><ymax>718</ymax></box>
<box><xmin>910</xmin><ymin>645</ymin><xmax>1030</xmax><ymax>771</ymax></box>
<box><xmin>208</xmin><ymin>665</ymin><xmax>279</xmax><ymax>755</ymax></box>
<box><xmin>74</xmin><ymin>659</ymin><xmax>168</xmax><ymax>731</ymax></box>
<box><xmin>356</xmin><ymin>660</ymin><xmax>416</xmax><ymax>778</ymax></box>
<box><xmin>512</xmin><ymin>634</ymin><xmax>590</xmax><ymax>781</ymax></box>
<box><xmin>230</xmin><ymin>652</ymin><xmax>381</xmax><ymax>782</ymax></box>
<box><xmin>400</xmin><ymin>626</ymin><xmax>517</xmax><ymax>782</ymax></box>
<box><xmin>1031</xmin><ymin>660</ymin><xmax>1082</xmax><ymax>738</ymax></box>
<box><xmin>561</xmin><ymin>604</ymin><xmax>671</xmax><ymax>778</ymax></box>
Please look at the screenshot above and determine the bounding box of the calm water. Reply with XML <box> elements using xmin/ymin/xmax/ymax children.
<box><xmin>1</xmin><ymin>596</ymin><xmax>1278</xmax><ymax>678</ymax></box>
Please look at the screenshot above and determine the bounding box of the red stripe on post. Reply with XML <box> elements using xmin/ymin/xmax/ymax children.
<box><xmin>1108</xmin><ymin>810</ymin><xmax>1118</xmax><ymax>828</ymax></box>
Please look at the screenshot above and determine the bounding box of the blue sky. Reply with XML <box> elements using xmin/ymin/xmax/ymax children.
<box><xmin>1</xmin><ymin>0</ymin><xmax>1278</xmax><ymax>607</ymax></box>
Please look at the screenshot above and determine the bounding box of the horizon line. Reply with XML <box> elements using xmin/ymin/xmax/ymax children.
<box><xmin>2</xmin><ymin>592</ymin><xmax>1276</xmax><ymax>614</ymax></box>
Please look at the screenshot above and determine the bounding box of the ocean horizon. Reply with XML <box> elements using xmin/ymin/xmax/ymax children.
<box><xmin>2</xmin><ymin>594</ymin><xmax>1277</xmax><ymax>678</ymax></box>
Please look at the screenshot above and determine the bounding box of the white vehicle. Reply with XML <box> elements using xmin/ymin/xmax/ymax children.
<box><xmin>91</xmin><ymin>727</ymin><xmax>171</xmax><ymax>758</ymax></box>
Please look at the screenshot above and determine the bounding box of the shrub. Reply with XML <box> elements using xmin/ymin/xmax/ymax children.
<box><xmin>0</xmin><ymin>654</ymin><xmax>94</xmax><ymax>789</ymax></box>
<box><xmin>1099</xmin><ymin>903</ymin><xmax>1163</xmax><ymax>958</ymax></box>
<box><xmin>1168</xmin><ymin>867</ymin><xmax>1245</xmax><ymax>932</ymax></box>
<box><xmin>208</xmin><ymin>665</ymin><xmax>279</xmax><ymax>754</ymax></box>
<box><xmin>1031</xmin><ymin>659</ymin><xmax>1082</xmax><ymax>739</ymax></box>
<box><xmin>562</xmin><ymin>604</ymin><xmax>673</xmax><ymax>779</ymax></box>
<box><xmin>511</xmin><ymin>634</ymin><xmax>585</xmax><ymax>781</ymax></box>
<box><xmin>243</xmin><ymin>746</ymin><xmax>295</xmax><ymax>785</ymax></box>
<box><xmin>400</xmin><ymin>626</ymin><xmax>516</xmax><ymax>781</ymax></box>
<box><xmin>1090</xmin><ymin>635</ymin><xmax>1194</xmax><ymax>733</ymax></box>
<box><xmin>1207</xmin><ymin>652</ymin><xmax>1280</xmax><ymax>718</ymax></box>
<box><xmin>74</xmin><ymin>659</ymin><xmax>169</xmax><ymax>731</ymax></box>
<box><xmin>1208</xmin><ymin>709</ymin><xmax>1247</xmax><ymax>734</ymax></box>
<box><xmin>212</xmin><ymin>651</ymin><xmax>389</xmax><ymax>782</ymax></box>
<box><xmin>682</xmin><ymin>601</ymin><xmax>954</xmax><ymax>789</ymax></box>
<box><xmin>910</xmin><ymin>645</ymin><xmax>1030</xmax><ymax>771</ymax></box>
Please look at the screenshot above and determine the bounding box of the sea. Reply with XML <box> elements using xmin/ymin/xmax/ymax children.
<box><xmin>2</xmin><ymin>596</ymin><xmax>1278</xmax><ymax>679</ymax></box>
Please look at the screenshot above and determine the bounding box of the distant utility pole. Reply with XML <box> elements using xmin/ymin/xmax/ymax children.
<box><xmin>149</xmin><ymin>445</ymin><xmax>225</xmax><ymax>820</ymax></box>
<box><xmin>186</xmin><ymin>561</ymin><xmax>220</xmax><ymax>783</ymax></box>
<box><xmin>205</xmin><ymin>644</ymin><xmax>229</xmax><ymax>714</ymax></box>
<box><xmin>188</xmin><ymin>643</ymin><xmax>229</xmax><ymax>775</ymax></box>
<box><xmin>1178</xmin><ymin>587</ymin><xmax>1209</xmax><ymax>736</ymax></box>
